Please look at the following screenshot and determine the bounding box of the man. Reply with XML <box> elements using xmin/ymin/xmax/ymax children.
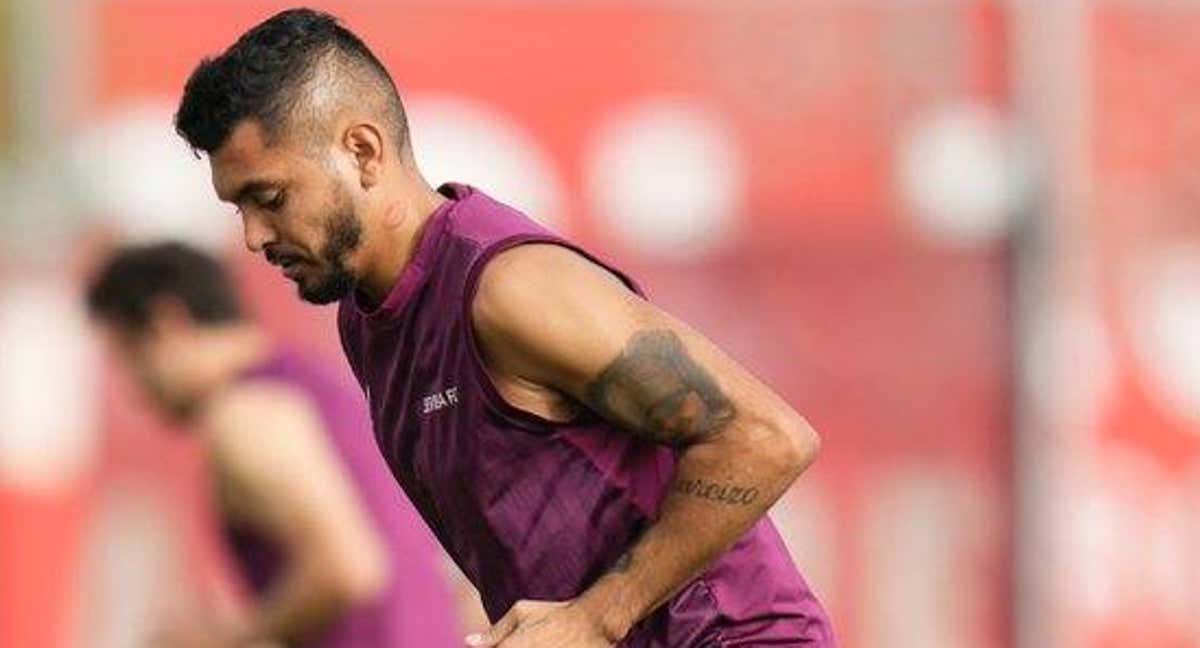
<box><xmin>174</xmin><ymin>8</ymin><xmax>834</xmax><ymax>647</ymax></box>
<box><xmin>86</xmin><ymin>242</ymin><xmax>462</xmax><ymax>648</ymax></box>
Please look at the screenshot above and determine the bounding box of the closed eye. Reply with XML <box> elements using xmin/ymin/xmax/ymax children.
<box><xmin>234</xmin><ymin>190</ymin><xmax>285</xmax><ymax>216</ymax></box>
<box><xmin>261</xmin><ymin>191</ymin><xmax>286</xmax><ymax>211</ymax></box>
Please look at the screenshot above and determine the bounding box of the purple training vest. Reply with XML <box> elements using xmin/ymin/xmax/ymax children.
<box><xmin>337</xmin><ymin>183</ymin><xmax>835</xmax><ymax>646</ymax></box>
<box><xmin>224</xmin><ymin>350</ymin><xmax>461</xmax><ymax>648</ymax></box>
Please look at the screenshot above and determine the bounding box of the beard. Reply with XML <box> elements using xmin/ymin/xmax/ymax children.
<box><xmin>297</xmin><ymin>207</ymin><xmax>362</xmax><ymax>304</ymax></box>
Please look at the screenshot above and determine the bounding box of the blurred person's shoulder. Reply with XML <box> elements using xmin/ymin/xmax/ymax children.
<box><xmin>203</xmin><ymin>380</ymin><xmax>322</xmax><ymax>446</ymax></box>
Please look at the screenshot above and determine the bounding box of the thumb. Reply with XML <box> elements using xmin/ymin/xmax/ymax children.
<box><xmin>465</xmin><ymin>609</ymin><xmax>520</xmax><ymax>647</ymax></box>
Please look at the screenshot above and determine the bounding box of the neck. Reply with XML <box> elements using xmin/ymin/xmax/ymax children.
<box><xmin>355</xmin><ymin>173</ymin><xmax>447</xmax><ymax>306</ymax></box>
<box><xmin>190</xmin><ymin>324</ymin><xmax>273</xmax><ymax>406</ymax></box>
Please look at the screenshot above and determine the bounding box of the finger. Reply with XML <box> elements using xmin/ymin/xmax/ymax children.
<box><xmin>465</xmin><ymin>608</ymin><xmax>521</xmax><ymax>647</ymax></box>
<box><xmin>494</xmin><ymin>616</ymin><xmax>551</xmax><ymax>648</ymax></box>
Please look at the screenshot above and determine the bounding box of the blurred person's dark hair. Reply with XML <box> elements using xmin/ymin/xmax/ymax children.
<box><xmin>174</xmin><ymin>7</ymin><xmax>407</xmax><ymax>155</ymax></box>
<box><xmin>86</xmin><ymin>242</ymin><xmax>243</xmax><ymax>332</ymax></box>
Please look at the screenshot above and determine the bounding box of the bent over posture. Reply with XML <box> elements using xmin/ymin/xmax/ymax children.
<box><xmin>175</xmin><ymin>8</ymin><xmax>835</xmax><ymax>646</ymax></box>
<box><xmin>87</xmin><ymin>243</ymin><xmax>461</xmax><ymax>648</ymax></box>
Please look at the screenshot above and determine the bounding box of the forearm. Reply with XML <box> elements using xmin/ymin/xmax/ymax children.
<box><xmin>573</xmin><ymin>429</ymin><xmax>812</xmax><ymax>641</ymax></box>
<box><xmin>234</xmin><ymin>562</ymin><xmax>355</xmax><ymax>646</ymax></box>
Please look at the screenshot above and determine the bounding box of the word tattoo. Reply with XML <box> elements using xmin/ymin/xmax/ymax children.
<box><xmin>675</xmin><ymin>478</ymin><xmax>760</xmax><ymax>506</ymax></box>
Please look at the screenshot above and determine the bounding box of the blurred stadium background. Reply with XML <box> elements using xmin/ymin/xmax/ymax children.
<box><xmin>1</xmin><ymin>1</ymin><xmax>1198</xmax><ymax>647</ymax></box>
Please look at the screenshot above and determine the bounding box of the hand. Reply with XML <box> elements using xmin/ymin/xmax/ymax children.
<box><xmin>465</xmin><ymin>599</ymin><xmax>617</xmax><ymax>648</ymax></box>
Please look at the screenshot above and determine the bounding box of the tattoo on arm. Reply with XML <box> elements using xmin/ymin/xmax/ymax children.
<box><xmin>584</xmin><ymin>329</ymin><xmax>736</xmax><ymax>445</ymax></box>
<box><xmin>674</xmin><ymin>478</ymin><xmax>760</xmax><ymax>506</ymax></box>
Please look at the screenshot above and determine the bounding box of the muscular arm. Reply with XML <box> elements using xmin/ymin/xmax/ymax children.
<box><xmin>472</xmin><ymin>245</ymin><xmax>820</xmax><ymax>643</ymax></box>
<box><xmin>203</xmin><ymin>383</ymin><xmax>389</xmax><ymax>646</ymax></box>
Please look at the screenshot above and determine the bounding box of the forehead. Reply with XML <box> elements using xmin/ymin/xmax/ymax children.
<box><xmin>209</xmin><ymin>121</ymin><xmax>291</xmax><ymax>201</ymax></box>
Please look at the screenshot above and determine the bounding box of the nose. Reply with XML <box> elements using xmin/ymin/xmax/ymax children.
<box><xmin>242</xmin><ymin>211</ymin><xmax>278</xmax><ymax>253</ymax></box>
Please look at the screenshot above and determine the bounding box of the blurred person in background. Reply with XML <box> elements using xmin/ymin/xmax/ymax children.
<box><xmin>174</xmin><ymin>7</ymin><xmax>833</xmax><ymax>648</ymax></box>
<box><xmin>85</xmin><ymin>242</ymin><xmax>461</xmax><ymax>648</ymax></box>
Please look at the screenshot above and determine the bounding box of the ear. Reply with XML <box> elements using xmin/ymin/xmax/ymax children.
<box><xmin>146</xmin><ymin>296</ymin><xmax>196</xmax><ymax>338</ymax></box>
<box><xmin>343</xmin><ymin>123</ymin><xmax>386</xmax><ymax>190</ymax></box>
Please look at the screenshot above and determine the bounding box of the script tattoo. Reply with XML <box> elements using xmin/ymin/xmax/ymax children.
<box><xmin>584</xmin><ymin>329</ymin><xmax>735</xmax><ymax>445</ymax></box>
<box><xmin>675</xmin><ymin>478</ymin><xmax>760</xmax><ymax>506</ymax></box>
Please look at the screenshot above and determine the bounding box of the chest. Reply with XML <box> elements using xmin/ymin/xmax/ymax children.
<box><xmin>353</xmin><ymin>322</ymin><xmax>481</xmax><ymax>486</ymax></box>
<box><xmin>346</xmin><ymin>308</ymin><xmax>583</xmax><ymax>516</ymax></box>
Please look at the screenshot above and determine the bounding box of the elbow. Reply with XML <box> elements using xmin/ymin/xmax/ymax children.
<box><xmin>339</xmin><ymin>563</ymin><xmax>388</xmax><ymax>606</ymax></box>
<box><xmin>325</xmin><ymin>541</ymin><xmax>390</xmax><ymax>606</ymax></box>
<box><xmin>769</xmin><ymin>413</ymin><xmax>820</xmax><ymax>479</ymax></box>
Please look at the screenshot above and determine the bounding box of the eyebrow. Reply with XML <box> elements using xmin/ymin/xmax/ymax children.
<box><xmin>224</xmin><ymin>180</ymin><xmax>280</xmax><ymax>206</ymax></box>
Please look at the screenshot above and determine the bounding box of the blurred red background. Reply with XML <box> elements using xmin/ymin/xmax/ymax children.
<box><xmin>2</xmin><ymin>2</ymin><xmax>1198</xmax><ymax>648</ymax></box>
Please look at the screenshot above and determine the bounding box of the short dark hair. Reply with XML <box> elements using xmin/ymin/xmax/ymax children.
<box><xmin>87</xmin><ymin>242</ymin><xmax>243</xmax><ymax>332</ymax></box>
<box><xmin>174</xmin><ymin>7</ymin><xmax>406</xmax><ymax>154</ymax></box>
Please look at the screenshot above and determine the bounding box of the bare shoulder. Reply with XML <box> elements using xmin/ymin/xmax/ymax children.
<box><xmin>202</xmin><ymin>380</ymin><xmax>328</xmax><ymax>476</ymax></box>
<box><xmin>201</xmin><ymin>380</ymin><xmax>386</xmax><ymax>568</ymax></box>
<box><xmin>475</xmin><ymin>243</ymin><xmax>631</xmax><ymax>317</ymax></box>
<box><xmin>208</xmin><ymin>380</ymin><xmax>311</xmax><ymax>417</ymax></box>
<box><xmin>470</xmin><ymin>243</ymin><xmax>646</xmax><ymax>385</ymax></box>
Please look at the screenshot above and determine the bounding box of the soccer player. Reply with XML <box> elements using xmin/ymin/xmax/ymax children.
<box><xmin>86</xmin><ymin>242</ymin><xmax>462</xmax><ymax>648</ymax></box>
<box><xmin>174</xmin><ymin>8</ymin><xmax>834</xmax><ymax>647</ymax></box>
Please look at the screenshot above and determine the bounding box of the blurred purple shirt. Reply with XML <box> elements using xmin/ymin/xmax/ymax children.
<box><xmin>337</xmin><ymin>183</ymin><xmax>836</xmax><ymax>646</ymax></box>
<box><xmin>224</xmin><ymin>350</ymin><xmax>462</xmax><ymax>648</ymax></box>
